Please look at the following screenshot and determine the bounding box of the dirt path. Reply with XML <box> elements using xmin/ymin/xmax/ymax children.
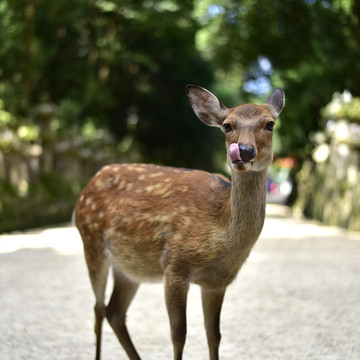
<box><xmin>1</xmin><ymin>205</ymin><xmax>360</xmax><ymax>359</ymax></box>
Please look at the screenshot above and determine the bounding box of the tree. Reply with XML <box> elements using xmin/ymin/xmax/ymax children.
<box><xmin>0</xmin><ymin>0</ymin><xmax>218</xmax><ymax>171</ymax></box>
<box><xmin>194</xmin><ymin>0</ymin><xmax>360</xmax><ymax>156</ymax></box>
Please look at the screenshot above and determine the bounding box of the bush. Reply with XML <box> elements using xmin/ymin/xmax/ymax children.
<box><xmin>0</xmin><ymin>172</ymin><xmax>82</xmax><ymax>233</ymax></box>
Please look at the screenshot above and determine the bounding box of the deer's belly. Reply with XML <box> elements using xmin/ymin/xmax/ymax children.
<box><xmin>103</xmin><ymin>232</ymin><xmax>165</xmax><ymax>283</ymax></box>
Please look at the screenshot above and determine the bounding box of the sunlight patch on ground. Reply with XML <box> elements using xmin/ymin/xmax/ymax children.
<box><xmin>1</xmin><ymin>204</ymin><xmax>359</xmax><ymax>256</ymax></box>
<box><xmin>263</xmin><ymin>204</ymin><xmax>360</xmax><ymax>242</ymax></box>
<box><xmin>0</xmin><ymin>226</ymin><xmax>82</xmax><ymax>255</ymax></box>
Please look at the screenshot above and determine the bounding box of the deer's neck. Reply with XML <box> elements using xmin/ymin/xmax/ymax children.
<box><xmin>228</xmin><ymin>169</ymin><xmax>267</xmax><ymax>245</ymax></box>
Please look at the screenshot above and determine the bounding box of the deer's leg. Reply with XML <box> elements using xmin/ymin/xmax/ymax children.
<box><xmin>164</xmin><ymin>269</ymin><xmax>189</xmax><ymax>360</ymax></box>
<box><xmin>105</xmin><ymin>268</ymin><xmax>141</xmax><ymax>360</ymax></box>
<box><xmin>201</xmin><ymin>287</ymin><xmax>226</xmax><ymax>360</ymax></box>
<box><xmin>85</xmin><ymin>253</ymin><xmax>109</xmax><ymax>360</ymax></box>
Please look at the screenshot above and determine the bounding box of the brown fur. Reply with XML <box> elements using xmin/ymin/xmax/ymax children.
<box><xmin>74</xmin><ymin>85</ymin><xmax>284</xmax><ymax>360</ymax></box>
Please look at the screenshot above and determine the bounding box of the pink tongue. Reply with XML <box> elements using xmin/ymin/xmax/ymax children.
<box><xmin>228</xmin><ymin>143</ymin><xmax>241</xmax><ymax>162</ymax></box>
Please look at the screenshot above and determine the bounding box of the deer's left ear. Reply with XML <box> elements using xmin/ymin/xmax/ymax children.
<box><xmin>265</xmin><ymin>88</ymin><xmax>285</xmax><ymax>118</ymax></box>
<box><xmin>186</xmin><ymin>85</ymin><xmax>229</xmax><ymax>127</ymax></box>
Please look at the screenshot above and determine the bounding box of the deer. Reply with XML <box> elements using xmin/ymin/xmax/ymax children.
<box><xmin>74</xmin><ymin>85</ymin><xmax>285</xmax><ymax>360</ymax></box>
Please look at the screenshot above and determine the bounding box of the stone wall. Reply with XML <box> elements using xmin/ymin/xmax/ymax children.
<box><xmin>295</xmin><ymin>90</ymin><xmax>360</xmax><ymax>231</ymax></box>
<box><xmin>0</xmin><ymin>101</ymin><xmax>129</xmax><ymax>232</ymax></box>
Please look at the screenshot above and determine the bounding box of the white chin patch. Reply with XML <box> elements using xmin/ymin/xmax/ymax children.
<box><xmin>230</xmin><ymin>161</ymin><xmax>252</xmax><ymax>172</ymax></box>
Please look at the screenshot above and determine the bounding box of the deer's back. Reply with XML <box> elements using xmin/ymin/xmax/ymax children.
<box><xmin>74</xmin><ymin>163</ymin><xmax>231</xmax><ymax>282</ymax></box>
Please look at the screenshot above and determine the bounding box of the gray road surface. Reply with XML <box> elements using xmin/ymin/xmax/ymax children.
<box><xmin>1</xmin><ymin>205</ymin><xmax>360</xmax><ymax>360</ymax></box>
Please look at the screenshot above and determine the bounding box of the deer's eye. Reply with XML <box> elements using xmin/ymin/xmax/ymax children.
<box><xmin>265</xmin><ymin>121</ymin><xmax>275</xmax><ymax>132</ymax></box>
<box><xmin>223</xmin><ymin>123</ymin><xmax>232</xmax><ymax>133</ymax></box>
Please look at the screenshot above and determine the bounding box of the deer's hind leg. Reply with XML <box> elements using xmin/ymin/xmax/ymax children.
<box><xmin>106</xmin><ymin>268</ymin><xmax>141</xmax><ymax>360</ymax></box>
<box><xmin>84</xmin><ymin>248</ymin><xmax>110</xmax><ymax>360</ymax></box>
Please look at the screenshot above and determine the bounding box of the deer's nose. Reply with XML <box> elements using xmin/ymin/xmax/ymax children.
<box><xmin>239</xmin><ymin>145</ymin><xmax>256</xmax><ymax>162</ymax></box>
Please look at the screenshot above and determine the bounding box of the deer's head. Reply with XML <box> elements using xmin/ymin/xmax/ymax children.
<box><xmin>186</xmin><ymin>85</ymin><xmax>285</xmax><ymax>173</ymax></box>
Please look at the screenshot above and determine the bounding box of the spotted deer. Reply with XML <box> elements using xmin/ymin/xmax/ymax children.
<box><xmin>74</xmin><ymin>85</ymin><xmax>285</xmax><ymax>360</ymax></box>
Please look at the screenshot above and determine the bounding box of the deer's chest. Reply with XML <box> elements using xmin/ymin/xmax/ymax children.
<box><xmin>188</xmin><ymin>244</ymin><xmax>253</xmax><ymax>289</ymax></box>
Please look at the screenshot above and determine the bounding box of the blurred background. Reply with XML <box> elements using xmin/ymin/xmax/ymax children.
<box><xmin>0</xmin><ymin>0</ymin><xmax>360</xmax><ymax>232</ymax></box>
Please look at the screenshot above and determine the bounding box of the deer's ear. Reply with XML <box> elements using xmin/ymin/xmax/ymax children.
<box><xmin>186</xmin><ymin>85</ymin><xmax>228</xmax><ymax>127</ymax></box>
<box><xmin>265</xmin><ymin>88</ymin><xmax>285</xmax><ymax>118</ymax></box>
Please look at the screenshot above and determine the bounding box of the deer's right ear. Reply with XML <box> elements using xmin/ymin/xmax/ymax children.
<box><xmin>186</xmin><ymin>85</ymin><xmax>228</xmax><ymax>127</ymax></box>
<box><xmin>265</xmin><ymin>88</ymin><xmax>285</xmax><ymax>118</ymax></box>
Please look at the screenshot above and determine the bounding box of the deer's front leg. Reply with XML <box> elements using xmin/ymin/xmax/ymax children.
<box><xmin>164</xmin><ymin>269</ymin><xmax>189</xmax><ymax>360</ymax></box>
<box><xmin>201</xmin><ymin>287</ymin><xmax>226</xmax><ymax>360</ymax></box>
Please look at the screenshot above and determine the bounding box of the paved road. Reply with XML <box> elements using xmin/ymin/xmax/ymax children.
<box><xmin>1</xmin><ymin>205</ymin><xmax>360</xmax><ymax>360</ymax></box>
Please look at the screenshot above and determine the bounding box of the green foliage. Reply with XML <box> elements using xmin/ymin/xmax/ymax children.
<box><xmin>0</xmin><ymin>172</ymin><xmax>81</xmax><ymax>233</ymax></box>
<box><xmin>0</xmin><ymin>0</ymin><xmax>217</xmax><ymax>232</ymax></box>
<box><xmin>295</xmin><ymin>161</ymin><xmax>360</xmax><ymax>231</ymax></box>
<box><xmin>294</xmin><ymin>88</ymin><xmax>360</xmax><ymax>230</ymax></box>
<box><xmin>0</xmin><ymin>100</ymin><xmax>17</xmax><ymax>129</ymax></box>
<box><xmin>322</xmin><ymin>91</ymin><xmax>360</xmax><ymax>123</ymax></box>
<box><xmin>3</xmin><ymin>0</ymin><xmax>358</xmax><ymax>163</ymax></box>
<box><xmin>2</xmin><ymin>0</ymin><xmax>360</xmax><ymax>231</ymax></box>
<box><xmin>194</xmin><ymin>0</ymin><xmax>360</xmax><ymax>156</ymax></box>
<box><xmin>0</xmin><ymin>0</ymin><xmax>216</xmax><ymax>172</ymax></box>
